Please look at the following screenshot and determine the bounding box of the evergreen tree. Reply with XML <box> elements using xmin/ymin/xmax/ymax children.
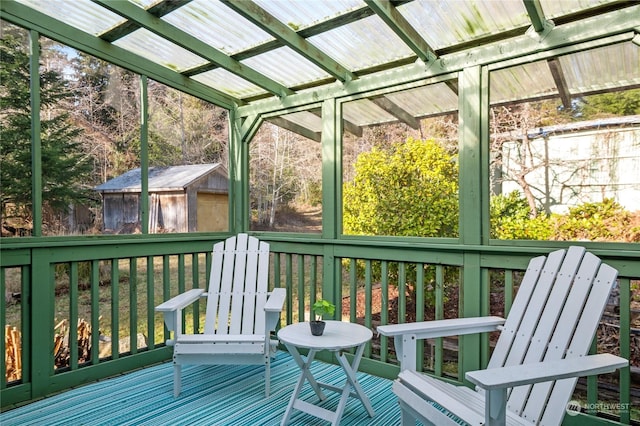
<box><xmin>1</xmin><ymin>32</ymin><xmax>92</xmax><ymax>232</ymax></box>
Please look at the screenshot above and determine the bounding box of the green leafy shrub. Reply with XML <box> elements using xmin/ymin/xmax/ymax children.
<box><xmin>490</xmin><ymin>191</ymin><xmax>552</xmax><ymax>240</ymax></box>
<box><xmin>343</xmin><ymin>137</ymin><xmax>458</xmax><ymax>238</ymax></box>
<box><xmin>551</xmin><ymin>198</ymin><xmax>640</xmax><ymax>242</ymax></box>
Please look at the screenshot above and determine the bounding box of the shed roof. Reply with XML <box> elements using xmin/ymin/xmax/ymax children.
<box><xmin>94</xmin><ymin>163</ymin><xmax>226</xmax><ymax>193</ymax></box>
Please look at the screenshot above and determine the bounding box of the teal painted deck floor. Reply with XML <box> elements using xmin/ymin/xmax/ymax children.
<box><xmin>1</xmin><ymin>352</ymin><xmax>401</xmax><ymax>425</ymax></box>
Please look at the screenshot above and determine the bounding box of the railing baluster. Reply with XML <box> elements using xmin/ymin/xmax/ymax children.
<box><xmin>435</xmin><ymin>264</ymin><xmax>444</xmax><ymax>376</ymax></box>
<box><xmin>146</xmin><ymin>256</ymin><xmax>155</xmax><ymax>350</ymax></box>
<box><xmin>111</xmin><ymin>259</ymin><xmax>119</xmax><ymax>359</ymax></box>
<box><xmin>192</xmin><ymin>253</ymin><xmax>200</xmax><ymax>334</ymax></box>
<box><xmin>285</xmin><ymin>254</ymin><xmax>293</xmax><ymax>323</ymax></box>
<box><xmin>1</xmin><ymin>268</ymin><xmax>6</xmax><ymax>388</ymax></box>
<box><xmin>69</xmin><ymin>262</ymin><xmax>78</xmax><ymax>369</ymax></box>
<box><xmin>162</xmin><ymin>255</ymin><xmax>170</xmax><ymax>343</ymax></box>
<box><xmin>415</xmin><ymin>263</ymin><xmax>424</xmax><ymax>372</ymax></box>
<box><xmin>504</xmin><ymin>269</ymin><xmax>514</xmax><ymax>317</ymax></box>
<box><xmin>297</xmin><ymin>255</ymin><xmax>305</xmax><ymax>322</ymax></box>
<box><xmin>129</xmin><ymin>258</ymin><xmax>137</xmax><ymax>355</ymax></box>
<box><xmin>379</xmin><ymin>261</ymin><xmax>389</xmax><ymax>363</ymax></box>
<box><xmin>348</xmin><ymin>259</ymin><xmax>357</xmax><ymax>322</ymax></box>
<box><xmin>309</xmin><ymin>256</ymin><xmax>318</xmax><ymax>313</ymax></box>
<box><xmin>619</xmin><ymin>278</ymin><xmax>631</xmax><ymax>425</ymax></box>
<box><xmin>90</xmin><ymin>260</ymin><xmax>100</xmax><ymax>365</ymax></box>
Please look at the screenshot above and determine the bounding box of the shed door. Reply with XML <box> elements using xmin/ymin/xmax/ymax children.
<box><xmin>197</xmin><ymin>193</ymin><xmax>228</xmax><ymax>232</ymax></box>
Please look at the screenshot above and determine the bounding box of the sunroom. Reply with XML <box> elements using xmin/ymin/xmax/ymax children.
<box><xmin>1</xmin><ymin>1</ymin><xmax>639</xmax><ymax>424</ymax></box>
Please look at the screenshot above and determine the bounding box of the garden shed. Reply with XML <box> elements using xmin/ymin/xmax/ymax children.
<box><xmin>94</xmin><ymin>163</ymin><xmax>228</xmax><ymax>233</ymax></box>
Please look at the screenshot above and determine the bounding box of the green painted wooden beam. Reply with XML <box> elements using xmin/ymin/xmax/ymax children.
<box><xmin>100</xmin><ymin>0</ymin><xmax>192</xmax><ymax>42</ymax></box>
<box><xmin>91</xmin><ymin>0</ymin><xmax>292</xmax><ymax>98</ymax></box>
<box><xmin>547</xmin><ymin>58</ymin><xmax>572</xmax><ymax>110</ymax></box>
<box><xmin>365</xmin><ymin>0</ymin><xmax>437</xmax><ymax>63</ymax></box>
<box><xmin>311</xmin><ymin>110</ymin><xmax>363</xmax><ymax>138</ymax></box>
<box><xmin>370</xmin><ymin>96</ymin><xmax>421</xmax><ymax>129</ymax></box>
<box><xmin>222</xmin><ymin>0</ymin><xmax>356</xmax><ymax>83</ymax></box>
<box><xmin>1</xmin><ymin>0</ymin><xmax>239</xmax><ymax>109</ymax></box>
<box><xmin>523</xmin><ymin>0</ymin><xmax>548</xmax><ymax>33</ymax></box>
<box><xmin>266</xmin><ymin>117</ymin><xmax>321</xmax><ymax>142</ymax></box>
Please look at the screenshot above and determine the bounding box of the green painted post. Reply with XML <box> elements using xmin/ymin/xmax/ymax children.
<box><xmin>29</xmin><ymin>30</ymin><xmax>42</xmax><ymax>237</ymax></box>
<box><xmin>458</xmin><ymin>64</ymin><xmax>489</xmax><ymax>380</ymax></box>
<box><xmin>140</xmin><ymin>76</ymin><xmax>149</xmax><ymax>235</ymax></box>
<box><xmin>321</xmin><ymin>98</ymin><xmax>341</xmax><ymax>310</ymax></box>
<box><xmin>229</xmin><ymin>109</ymin><xmax>242</xmax><ymax>233</ymax></box>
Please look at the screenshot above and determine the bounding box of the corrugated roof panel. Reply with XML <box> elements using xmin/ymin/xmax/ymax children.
<box><xmin>561</xmin><ymin>42</ymin><xmax>640</xmax><ymax>94</ymax></box>
<box><xmin>308</xmin><ymin>14</ymin><xmax>414</xmax><ymax>71</ymax></box>
<box><xmin>540</xmin><ymin>0</ymin><xmax>619</xmax><ymax>19</ymax></box>
<box><xmin>490</xmin><ymin>60</ymin><xmax>556</xmax><ymax>104</ymax></box>
<box><xmin>385</xmin><ymin>83</ymin><xmax>459</xmax><ymax>117</ymax></box>
<box><xmin>16</xmin><ymin>0</ymin><xmax>125</xmax><ymax>35</ymax></box>
<box><xmin>129</xmin><ymin>0</ymin><xmax>160</xmax><ymax>8</ymax></box>
<box><xmin>278</xmin><ymin>111</ymin><xmax>323</xmax><ymax>133</ymax></box>
<box><xmin>343</xmin><ymin>99</ymin><xmax>397</xmax><ymax>126</ymax></box>
<box><xmin>398</xmin><ymin>0</ymin><xmax>529</xmax><ymax>50</ymax></box>
<box><xmin>242</xmin><ymin>46</ymin><xmax>332</xmax><ymax>89</ymax></box>
<box><xmin>190</xmin><ymin>68</ymin><xmax>267</xmax><ymax>99</ymax></box>
<box><xmin>254</xmin><ymin>0</ymin><xmax>364</xmax><ymax>30</ymax></box>
<box><xmin>161</xmin><ymin>0</ymin><xmax>274</xmax><ymax>55</ymax></box>
<box><xmin>113</xmin><ymin>29</ymin><xmax>207</xmax><ymax>72</ymax></box>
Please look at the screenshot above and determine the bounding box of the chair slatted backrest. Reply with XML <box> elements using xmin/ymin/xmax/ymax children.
<box><xmin>488</xmin><ymin>247</ymin><xmax>617</xmax><ymax>424</ymax></box>
<box><xmin>204</xmin><ymin>234</ymin><xmax>270</xmax><ymax>335</ymax></box>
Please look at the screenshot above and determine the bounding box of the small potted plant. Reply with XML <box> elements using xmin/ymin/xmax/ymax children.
<box><xmin>310</xmin><ymin>299</ymin><xmax>335</xmax><ymax>336</ymax></box>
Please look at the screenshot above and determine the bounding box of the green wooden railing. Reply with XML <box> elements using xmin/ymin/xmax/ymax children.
<box><xmin>1</xmin><ymin>235</ymin><xmax>638</xmax><ymax>424</ymax></box>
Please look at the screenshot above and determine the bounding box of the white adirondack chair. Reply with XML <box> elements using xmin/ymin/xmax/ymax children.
<box><xmin>377</xmin><ymin>246</ymin><xmax>628</xmax><ymax>426</ymax></box>
<box><xmin>155</xmin><ymin>234</ymin><xmax>286</xmax><ymax>397</ymax></box>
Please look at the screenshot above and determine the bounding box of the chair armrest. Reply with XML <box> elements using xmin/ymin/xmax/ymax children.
<box><xmin>265</xmin><ymin>288</ymin><xmax>286</xmax><ymax>312</ymax></box>
<box><xmin>466</xmin><ymin>353</ymin><xmax>628</xmax><ymax>390</ymax></box>
<box><xmin>155</xmin><ymin>289</ymin><xmax>206</xmax><ymax>340</ymax></box>
<box><xmin>377</xmin><ymin>316</ymin><xmax>505</xmax><ymax>372</ymax></box>
<box><xmin>377</xmin><ymin>316</ymin><xmax>505</xmax><ymax>339</ymax></box>
<box><xmin>264</xmin><ymin>288</ymin><xmax>286</xmax><ymax>332</ymax></box>
<box><xmin>155</xmin><ymin>288</ymin><xmax>206</xmax><ymax>312</ymax></box>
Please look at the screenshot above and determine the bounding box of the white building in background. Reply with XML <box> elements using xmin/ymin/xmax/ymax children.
<box><xmin>500</xmin><ymin>116</ymin><xmax>640</xmax><ymax>214</ymax></box>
